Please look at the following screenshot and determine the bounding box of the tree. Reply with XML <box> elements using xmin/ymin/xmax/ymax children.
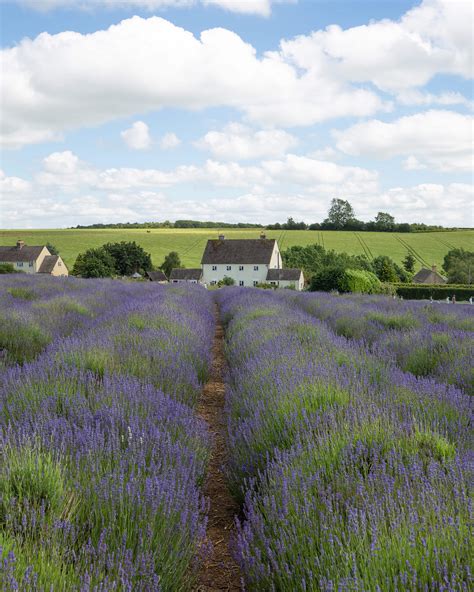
<box><xmin>372</xmin><ymin>255</ymin><xmax>409</xmax><ymax>283</ymax></box>
<box><xmin>323</xmin><ymin>198</ymin><xmax>356</xmax><ymax>229</ymax></box>
<box><xmin>374</xmin><ymin>212</ymin><xmax>395</xmax><ymax>231</ymax></box>
<box><xmin>103</xmin><ymin>241</ymin><xmax>152</xmax><ymax>276</ymax></box>
<box><xmin>160</xmin><ymin>251</ymin><xmax>182</xmax><ymax>278</ymax></box>
<box><xmin>403</xmin><ymin>252</ymin><xmax>416</xmax><ymax>273</ymax></box>
<box><xmin>0</xmin><ymin>263</ymin><xmax>17</xmax><ymax>274</ymax></box>
<box><xmin>218</xmin><ymin>276</ymin><xmax>235</xmax><ymax>287</ymax></box>
<box><xmin>442</xmin><ymin>248</ymin><xmax>474</xmax><ymax>284</ymax></box>
<box><xmin>46</xmin><ymin>242</ymin><xmax>60</xmax><ymax>256</ymax></box>
<box><xmin>72</xmin><ymin>248</ymin><xmax>116</xmax><ymax>278</ymax></box>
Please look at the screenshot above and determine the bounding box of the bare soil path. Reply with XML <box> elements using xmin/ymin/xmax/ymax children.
<box><xmin>194</xmin><ymin>304</ymin><xmax>242</xmax><ymax>592</ymax></box>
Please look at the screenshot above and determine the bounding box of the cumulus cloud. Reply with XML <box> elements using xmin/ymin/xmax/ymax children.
<box><xmin>121</xmin><ymin>121</ymin><xmax>152</xmax><ymax>150</ymax></box>
<box><xmin>334</xmin><ymin>110</ymin><xmax>473</xmax><ymax>172</ymax></box>
<box><xmin>196</xmin><ymin>122</ymin><xmax>298</xmax><ymax>160</ymax></box>
<box><xmin>160</xmin><ymin>132</ymin><xmax>181</xmax><ymax>149</ymax></box>
<box><xmin>0</xmin><ymin>15</ymin><xmax>386</xmax><ymax>148</ymax></box>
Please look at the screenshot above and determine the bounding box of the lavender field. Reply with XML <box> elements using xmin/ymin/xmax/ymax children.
<box><xmin>1</xmin><ymin>276</ymin><xmax>472</xmax><ymax>591</ymax></box>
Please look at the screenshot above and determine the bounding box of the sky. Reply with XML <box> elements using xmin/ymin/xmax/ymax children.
<box><xmin>0</xmin><ymin>0</ymin><xmax>472</xmax><ymax>228</ymax></box>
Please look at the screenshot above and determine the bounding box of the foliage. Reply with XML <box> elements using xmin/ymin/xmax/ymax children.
<box><xmin>0</xmin><ymin>263</ymin><xmax>18</xmax><ymax>274</ymax></box>
<box><xmin>160</xmin><ymin>251</ymin><xmax>183</xmax><ymax>278</ymax></box>
<box><xmin>338</xmin><ymin>268</ymin><xmax>381</xmax><ymax>294</ymax></box>
<box><xmin>102</xmin><ymin>241</ymin><xmax>153</xmax><ymax>276</ymax></box>
<box><xmin>403</xmin><ymin>251</ymin><xmax>416</xmax><ymax>273</ymax></box>
<box><xmin>394</xmin><ymin>284</ymin><xmax>474</xmax><ymax>301</ymax></box>
<box><xmin>217</xmin><ymin>275</ymin><xmax>235</xmax><ymax>287</ymax></box>
<box><xmin>372</xmin><ymin>255</ymin><xmax>410</xmax><ymax>283</ymax></box>
<box><xmin>374</xmin><ymin>211</ymin><xmax>396</xmax><ymax>231</ymax></box>
<box><xmin>45</xmin><ymin>242</ymin><xmax>60</xmax><ymax>256</ymax></box>
<box><xmin>72</xmin><ymin>247</ymin><xmax>116</xmax><ymax>278</ymax></box>
<box><xmin>309</xmin><ymin>265</ymin><xmax>346</xmax><ymax>292</ymax></box>
<box><xmin>323</xmin><ymin>198</ymin><xmax>356</xmax><ymax>229</ymax></box>
<box><xmin>442</xmin><ymin>248</ymin><xmax>474</xmax><ymax>284</ymax></box>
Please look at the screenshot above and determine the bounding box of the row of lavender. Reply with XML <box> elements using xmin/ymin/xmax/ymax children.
<box><xmin>218</xmin><ymin>288</ymin><xmax>472</xmax><ymax>590</ymax></box>
<box><xmin>295</xmin><ymin>292</ymin><xmax>473</xmax><ymax>395</ymax></box>
<box><xmin>0</xmin><ymin>275</ymin><xmax>214</xmax><ymax>591</ymax></box>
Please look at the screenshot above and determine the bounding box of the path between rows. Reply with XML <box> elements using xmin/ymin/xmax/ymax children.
<box><xmin>194</xmin><ymin>304</ymin><xmax>242</xmax><ymax>591</ymax></box>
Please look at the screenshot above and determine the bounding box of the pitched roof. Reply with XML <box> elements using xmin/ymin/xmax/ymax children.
<box><xmin>38</xmin><ymin>255</ymin><xmax>59</xmax><ymax>273</ymax></box>
<box><xmin>266</xmin><ymin>268</ymin><xmax>302</xmax><ymax>281</ymax></box>
<box><xmin>147</xmin><ymin>270</ymin><xmax>168</xmax><ymax>282</ymax></box>
<box><xmin>170</xmin><ymin>268</ymin><xmax>203</xmax><ymax>280</ymax></box>
<box><xmin>201</xmin><ymin>239</ymin><xmax>276</xmax><ymax>264</ymax></box>
<box><xmin>0</xmin><ymin>245</ymin><xmax>45</xmax><ymax>262</ymax></box>
<box><xmin>412</xmin><ymin>268</ymin><xmax>447</xmax><ymax>284</ymax></box>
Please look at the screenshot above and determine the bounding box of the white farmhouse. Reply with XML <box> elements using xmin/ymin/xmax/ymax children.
<box><xmin>0</xmin><ymin>241</ymin><xmax>68</xmax><ymax>276</ymax></box>
<box><xmin>169</xmin><ymin>268</ymin><xmax>203</xmax><ymax>284</ymax></box>
<box><xmin>201</xmin><ymin>234</ymin><xmax>303</xmax><ymax>290</ymax></box>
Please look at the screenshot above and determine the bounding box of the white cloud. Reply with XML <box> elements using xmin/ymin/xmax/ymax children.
<box><xmin>121</xmin><ymin>121</ymin><xmax>152</xmax><ymax>150</ymax></box>
<box><xmin>396</xmin><ymin>89</ymin><xmax>473</xmax><ymax>108</ymax></box>
<box><xmin>17</xmin><ymin>0</ymin><xmax>288</xmax><ymax>15</ymax></box>
<box><xmin>334</xmin><ymin>110</ymin><xmax>473</xmax><ymax>172</ymax></box>
<box><xmin>196</xmin><ymin>122</ymin><xmax>298</xmax><ymax>160</ymax></box>
<box><xmin>160</xmin><ymin>132</ymin><xmax>181</xmax><ymax>149</ymax></box>
<box><xmin>0</xmin><ymin>15</ymin><xmax>386</xmax><ymax>148</ymax></box>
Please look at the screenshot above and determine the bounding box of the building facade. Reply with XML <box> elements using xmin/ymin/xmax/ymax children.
<box><xmin>200</xmin><ymin>234</ymin><xmax>303</xmax><ymax>290</ymax></box>
<box><xmin>169</xmin><ymin>268</ymin><xmax>203</xmax><ymax>284</ymax></box>
<box><xmin>0</xmin><ymin>241</ymin><xmax>68</xmax><ymax>276</ymax></box>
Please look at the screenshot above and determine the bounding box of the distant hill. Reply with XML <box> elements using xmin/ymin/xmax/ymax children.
<box><xmin>1</xmin><ymin>228</ymin><xmax>473</xmax><ymax>271</ymax></box>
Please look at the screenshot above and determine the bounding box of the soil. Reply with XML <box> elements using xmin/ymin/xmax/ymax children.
<box><xmin>194</xmin><ymin>305</ymin><xmax>242</xmax><ymax>592</ymax></box>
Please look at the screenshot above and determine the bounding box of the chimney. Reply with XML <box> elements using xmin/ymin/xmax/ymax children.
<box><xmin>16</xmin><ymin>240</ymin><xmax>25</xmax><ymax>250</ymax></box>
<box><xmin>260</xmin><ymin>231</ymin><xmax>266</xmax><ymax>240</ymax></box>
<box><xmin>218</xmin><ymin>234</ymin><xmax>225</xmax><ymax>241</ymax></box>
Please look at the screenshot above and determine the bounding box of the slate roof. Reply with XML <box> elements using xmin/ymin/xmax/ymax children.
<box><xmin>412</xmin><ymin>268</ymin><xmax>447</xmax><ymax>284</ymax></box>
<box><xmin>169</xmin><ymin>268</ymin><xmax>203</xmax><ymax>280</ymax></box>
<box><xmin>147</xmin><ymin>270</ymin><xmax>168</xmax><ymax>282</ymax></box>
<box><xmin>38</xmin><ymin>255</ymin><xmax>59</xmax><ymax>273</ymax></box>
<box><xmin>0</xmin><ymin>245</ymin><xmax>45</xmax><ymax>262</ymax></box>
<box><xmin>201</xmin><ymin>239</ymin><xmax>276</xmax><ymax>264</ymax></box>
<box><xmin>266</xmin><ymin>268</ymin><xmax>303</xmax><ymax>282</ymax></box>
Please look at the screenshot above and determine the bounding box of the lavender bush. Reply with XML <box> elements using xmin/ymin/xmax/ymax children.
<box><xmin>0</xmin><ymin>276</ymin><xmax>214</xmax><ymax>591</ymax></box>
<box><xmin>219</xmin><ymin>288</ymin><xmax>472</xmax><ymax>590</ymax></box>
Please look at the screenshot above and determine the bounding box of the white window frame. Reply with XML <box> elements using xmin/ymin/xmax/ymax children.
<box><xmin>239</xmin><ymin>265</ymin><xmax>244</xmax><ymax>271</ymax></box>
<box><xmin>253</xmin><ymin>280</ymin><xmax>258</xmax><ymax>286</ymax></box>
<box><xmin>212</xmin><ymin>265</ymin><xmax>217</xmax><ymax>271</ymax></box>
<box><xmin>17</xmin><ymin>262</ymin><xmax>23</xmax><ymax>267</ymax></box>
<box><xmin>253</xmin><ymin>265</ymin><xmax>259</xmax><ymax>271</ymax></box>
<box><xmin>226</xmin><ymin>265</ymin><xmax>232</xmax><ymax>271</ymax></box>
<box><xmin>29</xmin><ymin>261</ymin><xmax>34</xmax><ymax>267</ymax></box>
<box><xmin>239</xmin><ymin>280</ymin><xmax>244</xmax><ymax>286</ymax></box>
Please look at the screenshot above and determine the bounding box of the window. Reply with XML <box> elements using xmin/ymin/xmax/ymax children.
<box><xmin>270</xmin><ymin>281</ymin><xmax>276</xmax><ymax>285</ymax></box>
<box><xmin>29</xmin><ymin>261</ymin><xmax>34</xmax><ymax>267</ymax></box>
<box><xmin>239</xmin><ymin>265</ymin><xmax>244</xmax><ymax>271</ymax></box>
<box><xmin>253</xmin><ymin>280</ymin><xmax>258</xmax><ymax>286</ymax></box>
<box><xmin>212</xmin><ymin>265</ymin><xmax>217</xmax><ymax>271</ymax></box>
<box><xmin>210</xmin><ymin>280</ymin><xmax>217</xmax><ymax>285</ymax></box>
<box><xmin>239</xmin><ymin>280</ymin><xmax>244</xmax><ymax>286</ymax></box>
<box><xmin>253</xmin><ymin>265</ymin><xmax>259</xmax><ymax>271</ymax></box>
<box><xmin>226</xmin><ymin>265</ymin><xmax>232</xmax><ymax>271</ymax></box>
<box><xmin>58</xmin><ymin>261</ymin><xmax>62</xmax><ymax>266</ymax></box>
<box><xmin>17</xmin><ymin>262</ymin><xmax>23</xmax><ymax>267</ymax></box>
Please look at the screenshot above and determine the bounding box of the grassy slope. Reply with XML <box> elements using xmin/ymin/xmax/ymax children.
<box><xmin>1</xmin><ymin>228</ymin><xmax>473</xmax><ymax>271</ymax></box>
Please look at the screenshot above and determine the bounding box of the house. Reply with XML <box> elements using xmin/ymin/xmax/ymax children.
<box><xmin>200</xmin><ymin>233</ymin><xmax>304</xmax><ymax>290</ymax></box>
<box><xmin>146</xmin><ymin>270</ymin><xmax>168</xmax><ymax>283</ymax></box>
<box><xmin>412</xmin><ymin>265</ymin><xmax>447</xmax><ymax>285</ymax></box>
<box><xmin>266</xmin><ymin>268</ymin><xmax>304</xmax><ymax>290</ymax></box>
<box><xmin>0</xmin><ymin>241</ymin><xmax>68</xmax><ymax>276</ymax></box>
<box><xmin>169</xmin><ymin>268</ymin><xmax>203</xmax><ymax>284</ymax></box>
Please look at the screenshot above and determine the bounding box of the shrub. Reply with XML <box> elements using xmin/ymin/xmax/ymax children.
<box><xmin>394</xmin><ymin>284</ymin><xmax>473</xmax><ymax>301</ymax></box>
<box><xmin>338</xmin><ymin>269</ymin><xmax>381</xmax><ymax>294</ymax></box>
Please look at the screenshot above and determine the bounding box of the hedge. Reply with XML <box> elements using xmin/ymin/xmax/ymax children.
<box><xmin>339</xmin><ymin>269</ymin><xmax>381</xmax><ymax>294</ymax></box>
<box><xmin>394</xmin><ymin>284</ymin><xmax>474</xmax><ymax>301</ymax></box>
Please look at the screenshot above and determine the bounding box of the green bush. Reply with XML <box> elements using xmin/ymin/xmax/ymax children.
<box><xmin>394</xmin><ymin>284</ymin><xmax>474</xmax><ymax>301</ymax></box>
<box><xmin>0</xmin><ymin>263</ymin><xmax>18</xmax><ymax>274</ymax></box>
<box><xmin>339</xmin><ymin>269</ymin><xmax>381</xmax><ymax>294</ymax></box>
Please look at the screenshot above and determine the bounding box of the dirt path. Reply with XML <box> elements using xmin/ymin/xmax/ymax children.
<box><xmin>194</xmin><ymin>305</ymin><xmax>242</xmax><ymax>592</ymax></box>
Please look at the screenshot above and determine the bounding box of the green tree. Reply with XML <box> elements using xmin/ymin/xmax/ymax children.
<box><xmin>218</xmin><ymin>276</ymin><xmax>235</xmax><ymax>287</ymax></box>
<box><xmin>324</xmin><ymin>198</ymin><xmax>356</xmax><ymax>229</ymax></box>
<box><xmin>0</xmin><ymin>263</ymin><xmax>17</xmax><ymax>274</ymax></box>
<box><xmin>103</xmin><ymin>241</ymin><xmax>152</xmax><ymax>276</ymax></box>
<box><xmin>374</xmin><ymin>212</ymin><xmax>395</xmax><ymax>231</ymax></box>
<box><xmin>442</xmin><ymin>248</ymin><xmax>474</xmax><ymax>284</ymax></box>
<box><xmin>372</xmin><ymin>255</ymin><xmax>399</xmax><ymax>283</ymax></box>
<box><xmin>72</xmin><ymin>248</ymin><xmax>116</xmax><ymax>278</ymax></box>
<box><xmin>403</xmin><ymin>252</ymin><xmax>416</xmax><ymax>273</ymax></box>
<box><xmin>45</xmin><ymin>242</ymin><xmax>60</xmax><ymax>256</ymax></box>
<box><xmin>160</xmin><ymin>251</ymin><xmax>182</xmax><ymax>278</ymax></box>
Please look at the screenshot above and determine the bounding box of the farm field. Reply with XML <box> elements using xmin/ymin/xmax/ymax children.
<box><xmin>0</xmin><ymin>275</ymin><xmax>472</xmax><ymax>590</ymax></box>
<box><xmin>1</xmin><ymin>228</ymin><xmax>473</xmax><ymax>270</ymax></box>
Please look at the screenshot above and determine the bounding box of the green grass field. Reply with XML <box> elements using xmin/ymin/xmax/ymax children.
<box><xmin>1</xmin><ymin>228</ymin><xmax>473</xmax><ymax>271</ymax></box>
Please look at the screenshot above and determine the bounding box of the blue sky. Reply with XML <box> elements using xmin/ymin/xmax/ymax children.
<box><xmin>0</xmin><ymin>0</ymin><xmax>472</xmax><ymax>228</ymax></box>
